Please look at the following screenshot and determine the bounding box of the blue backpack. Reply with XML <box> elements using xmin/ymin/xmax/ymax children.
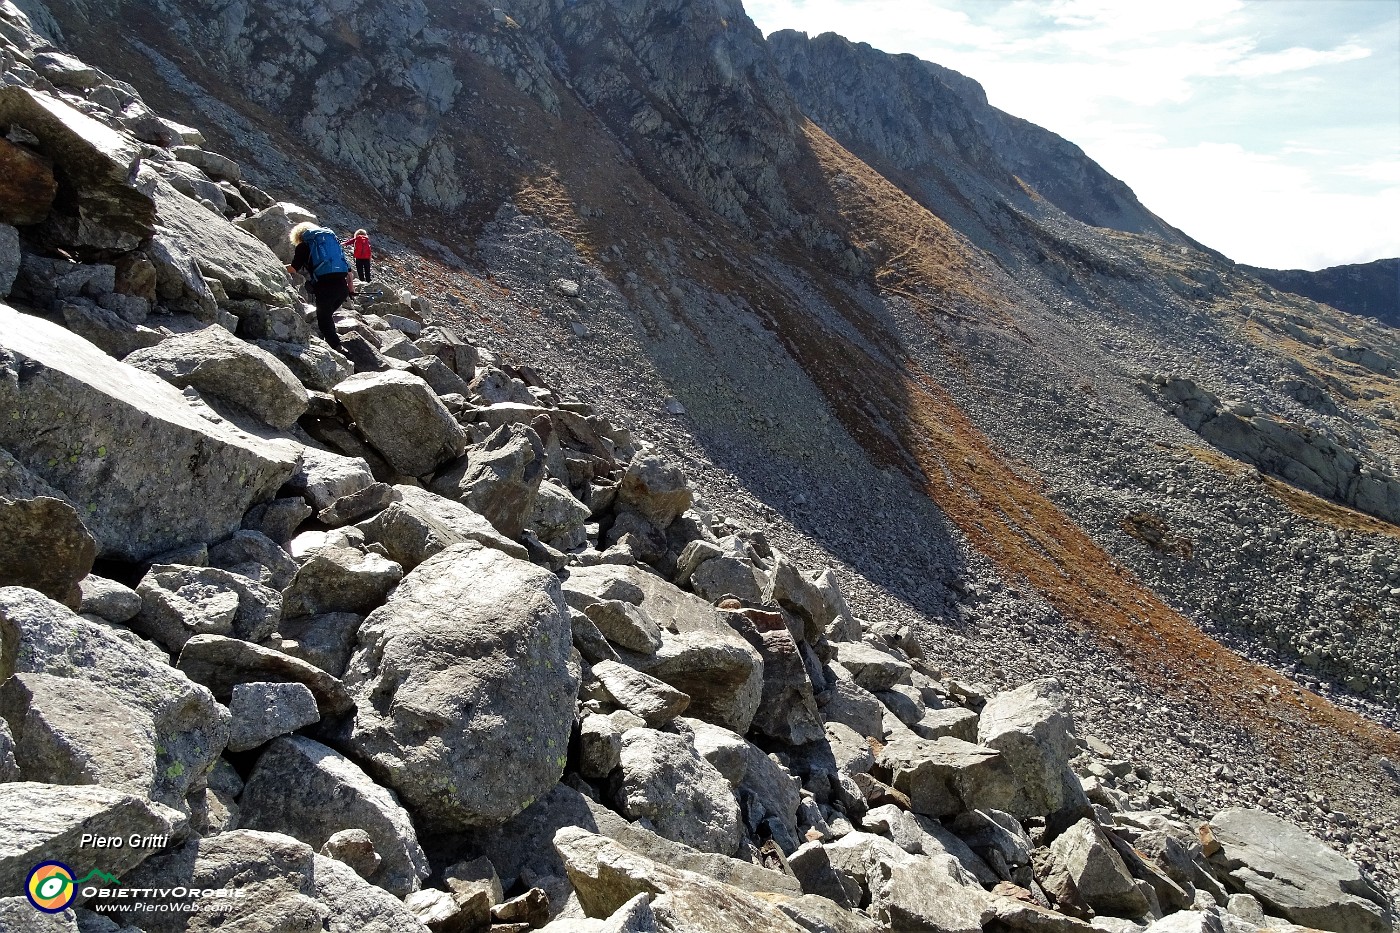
<box><xmin>304</xmin><ymin>227</ymin><xmax>350</xmax><ymax>282</ymax></box>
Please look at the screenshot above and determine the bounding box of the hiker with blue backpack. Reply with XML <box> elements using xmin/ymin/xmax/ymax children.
<box><xmin>287</xmin><ymin>221</ymin><xmax>352</xmax><ymax>350</ymax></box>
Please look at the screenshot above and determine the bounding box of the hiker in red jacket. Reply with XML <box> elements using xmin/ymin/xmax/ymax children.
<box><xmin>343</xmin><ymin>228</ymin><xmax>373</xmax><ymax>284</ymax></box>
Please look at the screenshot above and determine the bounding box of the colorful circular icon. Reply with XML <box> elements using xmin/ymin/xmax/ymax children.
<box><xmin>26</xmin><ymin>861</ymin><xmax>76</xmax><ymax>913</ymax></box>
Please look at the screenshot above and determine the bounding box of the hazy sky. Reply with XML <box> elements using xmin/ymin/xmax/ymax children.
<box><xmin>745</xmin><ymin>0</ymin><xmax>1400</xmax><ymax>271</ymax></box>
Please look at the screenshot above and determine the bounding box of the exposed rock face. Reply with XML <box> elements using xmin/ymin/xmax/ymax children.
<box><xmin>1243</xmin><ymin>258</ymin><xmax>1399</xmax><ymax>328</ymax></box>
<box><xmin>0</xmin><ymin>305</ymin><xmax>297</xmax><ymax>561</ymax></box>
<box><xmin>767</xmin><ymin>29</ymin><xmax>1189</xmax><ymax>244</ymax></box>
<box><xmin>1149</xmin><ymin>374</ymin><xmax>1400</xmax><ymax>527</ymax></box>
<box><xmin>343</xmin><ymin>543</ymin><xmax>578</xmax><ymax>829</ymax></box>
<box><xmin>1207</xmin><ymin>809</ymin><xmax>1391</xmax><ymax>933</ymax></box>
<box><xmin>1043</xmin><ymin>818</ymin><xmax>1151</xmax><ymax>918</ymax></box>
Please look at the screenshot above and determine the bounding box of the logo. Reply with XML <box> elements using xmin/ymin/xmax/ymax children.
<box><xmin>25</xmin><ymin>863</ymin><xmax>122</xmax><ymax>913</ymax></box>
<box><xmin>26</xmin><ymin>861</ymin><xmax>76</xmax><ymax>913</ymax></box>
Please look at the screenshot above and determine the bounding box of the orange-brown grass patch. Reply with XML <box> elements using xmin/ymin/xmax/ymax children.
<box><xmin>800</xmin><ymin>120</ymin><xmax>1008</xmax><ymax>322</ymax></box>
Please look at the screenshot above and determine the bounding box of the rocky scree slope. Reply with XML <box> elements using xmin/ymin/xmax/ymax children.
<box><xmin>0</xmin><ymin>21</ymin><xmax>1391</xmax><ymax>931</ymax></box>
<box><xmin>7</xmin><ymin>0</ymin><xmax>1400</xmax><ymax>913</ymax></box>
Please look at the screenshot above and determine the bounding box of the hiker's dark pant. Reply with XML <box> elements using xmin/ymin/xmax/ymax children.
<box><xmin>310</xmin><ymin>277</ymin><xmax>349</xmax><ymax>348</ymax></box>
<box><xmin>356</xmin><ymin>258</ymin><xmax>372</xmax><ymax>282</ymax></box>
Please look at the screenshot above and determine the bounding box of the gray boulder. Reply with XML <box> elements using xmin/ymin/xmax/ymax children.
<box><xmin>646</xmin><ymin>629</ymin><xmax>763</xmax><ymax>735</ymax></box>
<box><xmin>358</xmin><ymin>483</ymin><xmax>529</xmax><ymax>569</ymax></box>
<box><xmin>343</xmin><ymin>543</ymin><xmax>578</xmax><ymax>829</ymax></box>
<box><xmin>0</xmin><ymin>306</ymin><xmax>297</xmax><ymax>561</ymax></box>
<box><xmin>226</xmin><ymin>681</ymin><xmax>320</xmax><ymax>752</ymax></box>
<box><xmin>689</xmin><ymin>555</ymin><xmax>765</xmax><ymax>603</ymax></box>
<box><xmin>592</xmin><ymin>660</ymin><xmax>690</xmax><ymax>726</ymax></box>
<box><xmin>1207</xmin><ymin>808</ymin><xmax>1391</xmax><ymax>933</ymax></box>
<box><xmin>977</xmin><ymin>678</ymin><xmax>1090</xmax><ymax>819</ymax></box>
<box><xmin>725</xmin><ymin>608</ymin><xmax>823</xmax><ymax>746</ymax></box>
<box><xmin>176</xmin><ymin>633</ymin><xmax>354</xmax><ymax>717</ymax></box>
<box><xmin>272</xmin><ymin>611</ymin><xmax>363</xmax><ymax>678</ymax></box>
<box><xmin>207</xmin><ymin>529</ymin><xmax>298</xmax><ymax>590</ymax></box>
<box><xmin>0</xmin><ymin>587</ymin><xmax>228</xmax><ymax>806</ymax></box>
<box><xmin>239</xmin><ymin>735</ymin><xmax>429</xmax><ymax>897</ymax></box>
<box><xmin>579</xmin><ymin>712</ymin><xmax>624</xmax><ymax>779</ymax></box>
<box><xmin>864</xmin><ymin>842</ymin><xmax>991</xmax><ymax>933</ymax></box>
<box><xmin>0</xmin><ymin>673</ymin><xmax>164</xmax><ymax>799</ymax></box>
<box><xmin>280</xmin><ymin>542</ymin><xmax>403</xmax><ymax>619</ymax></box>
<box><xmin>321</xmin><ymin>828</ymin><xmax>382</xmax><ymax>882</ymax></box>
<box><xmin>334</xmin><ymin>370</ymin><xmax>468</xmax><ymax>476</ymax></box>
<box><xmin>1044</xmin><ymin>818</ymin><xmax>1151</xmax><ymax>918</ymax></box>
<box><xmin>77</xmin><ymin>575</ymin><xmax>142</xmax><ymax>623</ymax></box>
<box><xmin>124</xmin><ymin>326</ymin><xmax>309</xmax><ymax>429</ymax></box>
<box><xmin>680</xmin><ymin>718</ymin><xmax>802</xmax><ymax>853</ymax></box>
<box><xmin>0</xmin><ymin>716</ymin><xmax>16</xmax><ymax>782</ymax></box>
<box><xmin>132</xmin><ymin>563</ymin><xmax>282</xmax><ymax>653</ymax></box>
<box><xmin>614</xmin><ymin>727</ymin><xmax>742</xmax><ymax>856</ymax></box>
<box><xmin>554</xmin><ymin>827</ymin><xmax>806</xmax><ymax>930</ymax></box>
<box><xmin>283</xmin><ymin>447</ymin><xmax>376</xmax><ymax>511</ymax></box>
<box><xmin>461</xmin><ymin>782</ymin><xmax>797</xmax><ymax>898</ymax></box>
<box><xmin>876</xmin><ymin>734</ymin><xmax>1018</xmax><ymax>818</ymax></box>
<box><xmin>430</xmin><ymin>424</ymin><xmax>545</xmax><ymax>539</ymax></box>
<box><xmin>234</xmin><ymin>201</ymin><xmax>315</xmax><ymax>264</ymax></box>
<box><xmin>115</xmin><ymin>829</ymin><xmax>431</xmax><ymax>932</ymax></box>
<box><xmin>0</xmin><ymin>782</ymin><xmax>181</xmax><ymax>899</ymax></box>
<box><xmin>830</xmin><ymin>641</ymin><xmax>912</xmax><ymax>693</ymax></box>
<box><xmin>618</xmin><ymin>452</ymin><xmax>692</xmax><ymax>528</ymax></box>
<box><xmin>258</xmin><ymin>338</ymin><xmax>351</xmax><ymax>392</ymax></box>
<box><xmin>0</xmin><ymin>86</ymin><xmax>153</xmax><ymax>251</ymax></box>
<box><xmin>148</xmin><ymin>177</ymin><xmax>291</xmax><ymax>304</ymax></box>
<box><xmin>585</xmin><ymin>600</ymin><xmax>664</xmax><ymax>654</ymax></box>
<box><xmin>0</xmin><ymin>495</ymin><xmax>95</xmax><ymax>607</ymax></box>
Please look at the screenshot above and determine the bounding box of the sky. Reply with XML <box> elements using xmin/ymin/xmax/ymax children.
<box><xmin>744</xmin><ymin>0</ymin><xmax>1400</xmax><ymax>271</ymax></box>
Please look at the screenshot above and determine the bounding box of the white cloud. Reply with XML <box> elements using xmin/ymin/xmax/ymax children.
<box><xmin>1223</xmin><ymin>43</ymin><xmax>1371</xmax><ymax>77</ymax></box>
<box><xmin>1087</xmin><ymin>140</ymin><xmax>1400</xmax><ymax>268</ymax></box>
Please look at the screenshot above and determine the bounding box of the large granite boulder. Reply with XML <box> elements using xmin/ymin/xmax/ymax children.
<box><xmin>124</xmin><ymin>326</ymin><xmax>309</xmax><ymax>429</ymax></box>
<box><xmin>553</xmin><ymin>827</ymin><xmax>807</xmax><ymax>931</ymax></box>
<box><xmin>333</xmin><ymin>370</ymin><xmax>467</xmax><ymax>477</ymax></box>
<box><xmin>430</xmin><ymin>424</ymin><xmax>545</xmax><ymax>539</ymax></box>
<box><xmin>0</xmin><ymin>305</ymin><xmax>297</xmax><ymax>561</ymax></box>
<box><xmin>0</xmin><ymin>586</ymin><xmax>228</xmax><ymax>806</ymax></box>
<box><xmin>646</xmin><ymin>630</ymin><xmax>763</xmax><ymax>735</ymax></box>
<box><xmin>977</xmin><ymin>678</ymin><xmax>1089</xmax><ymax>819</ymax></box>
<box><xmin>148</xmin><ymin>177</ymin><xmax>292</xmax><ymax>304</ymax></box>
<box><xmin>239</xmin><ymin>735</ymin><xmax>429</xmax><ymax>897</ymax></box>
<box><xmin>618</xmin><ymin>452</ymin><xmax>692</xmax><ymax>528</ymax></box>
<box><xmin>0</xmin><ymin>494</ymin><xmax>95</xmax><ymax>607</ymax></box>
<box><xmin>1207</xmin><ymin>809</ymin><xmax>1392</xmax><ymax>933</ymax></box>
<box><xmin>614</xmin><ymin>728</ymin><xmax>743</xmax><ymax>856</ymax></box>
<box><xmin>1043</xmin><ymin>818</ymin><xmax>1151</xmax><ymax>918</ymax></box>
<box><xmin>0</xmin><ymin>86</ymin><xmax>153</xmax><ymax>252</ymax></box>
<box><xmin>357</xmin><ymin>483</ymin><xmax>528</xmax><ymax>568</ymax></box>
<box><xmin>176</xmin><ymin>634</ymin><xmax>354</xmax><ymax>718</ymax></box>
<box><xmin>875</xmin><ymin>734</ymin><xmax>1019</xmax><ymax>819</ymax></box>
<box><xmin>342</xmin><ymin>543</ymin><xmax>579</xmax><ymax>829</ymax></box>
<box><xmin>724</xmin><ymin>608</ymin><xmax>823</xmax><ymax>746</ymax></box>
<box><xmin>112</xmin><ymin>829</ymin><xmax>431</xmax><ymax>932</ymax></box>
<box><xmin>0</xmin><ymin>782</ymin><xmax>182</xmax><ymax>898</ymax></box>
<box><xmin>131</xmin><ymin>562</ymin><xmax>282</xmax><ymax>653</ymax></box>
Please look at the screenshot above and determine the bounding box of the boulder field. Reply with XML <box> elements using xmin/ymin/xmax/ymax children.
<box><xmin>0</xmin><ymin>4</ymin><xmax>1390</xmax><ymax>933</ymax></box>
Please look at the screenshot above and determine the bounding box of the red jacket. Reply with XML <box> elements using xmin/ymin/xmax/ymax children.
<box><xmin>343</xmin><ymin>233</ymin><xmax>372</xmax><ymax>259</ymax></box>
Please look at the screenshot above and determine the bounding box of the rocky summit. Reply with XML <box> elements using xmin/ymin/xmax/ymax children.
<box><xmin>0</xmin><ymin>0</ymin><xmax>1396</xmax><ymax>931</ymax></box>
